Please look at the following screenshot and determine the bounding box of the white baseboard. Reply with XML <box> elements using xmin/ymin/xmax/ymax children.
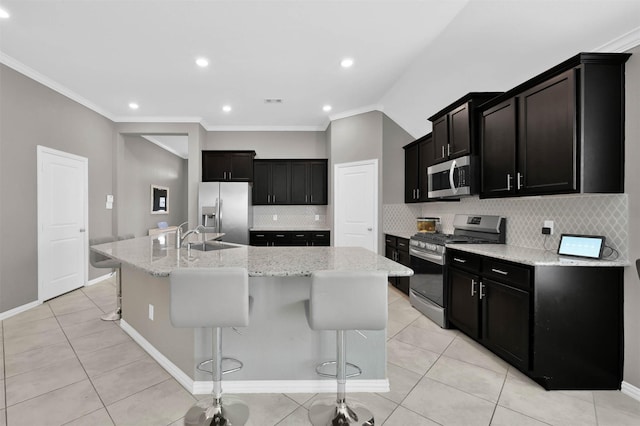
<box><xmin>0</xmin><ymin>300</ymin><xmax>41</xmax><ymax>321</ymax></box>
<box><xmin>621</xmin><ymin>381</ymin><xmax>640</xmax><ymax>402</ymax></box>
<box><xmin>120</xmin><ymin>320</ymin><xmax>195</xmax><ymax>392</ymax></box>
<box><xmin>120</xmin><ymin>320</ymin><xmax>389</xmax><ymax>395</ymax></box>
<box><xmin>86</xmin><ymin>272</ymin><xmax>114</xmax><ymax>286</ymax></box>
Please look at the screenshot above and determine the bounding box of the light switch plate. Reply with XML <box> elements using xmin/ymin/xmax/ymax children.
<box><xmin>148</xmin><ymin>304</ymin><xmax>154</xmax><ymax>320</ymax></box>
<box><xmin>273</xmin><ymin>214</ymin><xmax>278</xmax><ymax>221</ymax></box>
<box><xmin>315</xmin><ymin>214</ymin><xmax>320</xmax><ymax>221</ymax></box>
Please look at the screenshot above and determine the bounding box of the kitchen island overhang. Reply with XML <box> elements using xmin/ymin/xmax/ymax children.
<box><xmin>91</xmin><ymin>235</ymin><xmax>413</xmax><ymax>395</ymax></box>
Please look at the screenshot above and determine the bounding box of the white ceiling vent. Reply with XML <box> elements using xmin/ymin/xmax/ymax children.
<box><xmin>264</xmin><ymin>98</ymin><xmax>283</xmax><ymax>104</ymax></box>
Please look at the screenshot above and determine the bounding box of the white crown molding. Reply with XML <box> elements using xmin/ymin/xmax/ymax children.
<box><xmin>0</xmin><ymin>51</ymin><xmax>116</xmax><ymax>121</ymax></box>
<box><xmin>140</xmin><ymin>135</ymin><xmax>188</xmax><ymax>159</ymax></box>
<box><xmin>203</xmin><ymin>124</ymin><xmax>328</xmax><ymax>132</ymax></box>
<box><xmin>328</xmin><ymin>104</ymin><xmax>384</xmax><ymax>122</ymax></box>
<box><xmin>113</xmin><ymin>116</ymin><xmax>203</xmax><ymax>124</ymax></box>
<box><xmin>594</xmin><ymin>25</ymin><xmax>640</xmax><ymax>53</ymax></box>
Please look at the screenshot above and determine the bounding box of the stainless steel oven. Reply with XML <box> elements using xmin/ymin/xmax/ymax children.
<box><xmin>409</xmin><ymin>214</ymin><xmax>506</xmax><ymax>328</ymax></box>
<box><xmin>409</xmin><ymin>242</ymin><xmax>448</xmax><ymax>328</ymax></box>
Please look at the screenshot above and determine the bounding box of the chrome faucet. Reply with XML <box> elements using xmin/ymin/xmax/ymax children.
<box><xmin>176</xmin><ymin>222</ymin><xmax>205</xmax><ymax>248</ymax></box>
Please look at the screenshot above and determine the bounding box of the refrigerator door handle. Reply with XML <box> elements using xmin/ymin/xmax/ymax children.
<box><xmin>219</xmin><ymin>199</ymin><xmax>223</xmax><ymax>232</ymax></box>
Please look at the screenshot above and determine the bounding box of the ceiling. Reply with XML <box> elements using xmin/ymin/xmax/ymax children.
<box><xmin>1</xmin><ymin>0</ymin><xmax>640</xmax><ymax>134</ymax></box>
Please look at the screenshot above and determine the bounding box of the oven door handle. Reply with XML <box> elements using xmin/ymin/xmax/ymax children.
<box><xmin>410</xmin><ymin>247</ymin><xmax>444</xmax><ymax>265</ymax></box>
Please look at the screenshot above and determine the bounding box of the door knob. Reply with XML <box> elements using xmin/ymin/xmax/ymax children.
<box><xmin>367</xmin><ymin>227</ymin><xmax>372</xmax><ymax>231</ymax></box>
<box><xmin>79</xmin><ymin>228</ymin><xmax>86</xmax><ymax>233</ymax></box>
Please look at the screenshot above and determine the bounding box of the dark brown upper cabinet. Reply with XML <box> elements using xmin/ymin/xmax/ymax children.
<box><xmin>290</xmin><ymin>160</ymin><xmax>328</xmax><ymax>205</ymax></box>
<box><xmin>253</xmin><ymin>160</ymin><xmax>291</xmax><ymax>205</ymax></box>
<box><xmin>429</xmin><ymin>93</ymin><xmax>503</xmax><ymax>164</ymax></box>
<box><xmin>480</xmin><ymin>52</ymin><xmax>631</xmax><ymax>198</ymax></box>
<box><xmin>202</xmin><ymin>150</ymin><xmax>256</xmax><ymax>182</ymax></box>
<box><xmin>254</xmin><ymin>159</ymin><xmax>328</xmax><ymax>205</ymax></box>
<box><xmin>404</xmin><ymin>133</ymin><xmax>433</xmax><ymax>203</ymax></box>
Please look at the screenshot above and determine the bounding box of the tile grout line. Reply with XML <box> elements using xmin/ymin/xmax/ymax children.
<box><xmin>51</xmin><ymin>299</ymin><xmax>118</xmax><ymax>426</ymax></box>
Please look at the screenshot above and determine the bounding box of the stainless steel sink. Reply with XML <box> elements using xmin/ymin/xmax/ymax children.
<box><xmin>188</xmin><ymin>241</ymin><xmax>238</xmax><ymax>252</ymax></box>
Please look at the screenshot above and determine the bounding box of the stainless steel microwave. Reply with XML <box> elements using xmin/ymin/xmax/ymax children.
<box><xmin>427</xmin><ymin>155</ymin><xmax>477</xmax><ymax>198</ymax></box>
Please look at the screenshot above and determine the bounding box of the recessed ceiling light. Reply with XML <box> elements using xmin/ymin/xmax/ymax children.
<box><xmin>129</xmin><ymin>102</ymin><xmax>139</xmax><ymax>110</ymax></box>
<box><xmin>195</xmin><ymin>57</ymin><xmax>209</xmax><ymax>68</ymax></box>
<box><xmin>323</xmin><ymin>105</ymin><xmax>332</xmax><ymax>112</ymax></box>
<box><xmin>0</xmin><ymin>8</ymin><xmax>10</xmax><ymax>19</ymax></box>
<box><xmin>340</xmin><ymin>58</ymin><xmax>354</xmax><ymax>68</ymax></box>
<box><xmin>222</xmin><ymin>105</ymin><xmax>232</xmax><ymax>112</ymax></box>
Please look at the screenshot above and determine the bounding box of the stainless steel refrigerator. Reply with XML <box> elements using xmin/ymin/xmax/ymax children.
<box><xmin>198</xmin><ymin>182</ymin><xmax>253</xmax><ymax>245</ymax></box>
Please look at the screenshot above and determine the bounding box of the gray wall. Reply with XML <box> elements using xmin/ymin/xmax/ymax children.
<box><xmin>623</xmin><ymin>45</ymin><xmax>640</xmax><ymax>389</ymax></box>
<box><xmin>383</xmin><ymin>114</ymin><xmax>415</xmax><ymax>205</ymax></box>
<box><xmin>121</xmin><ymin>135</ymin><xmax>188</xmax><ymax>237</ymax></box>
<box><xmin>328</xmin><ymin>110</ymin><xmax>384</xmax><ymax>253</ymax></box>
<box><xmin>0</xmin><ymin>64</ymin><xmax>115</xmax><ymax>312</ymax></box>
<box><xmin>205</xmin><ymin>130</ymin><xmax>327</xmax><ymax>158</ymax></box>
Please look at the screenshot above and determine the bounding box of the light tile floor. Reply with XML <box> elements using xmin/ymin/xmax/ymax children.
<box><xmin>1</xmin><ymin>277</ymin><xmax>640</xmax><ymax>425</ymax></box>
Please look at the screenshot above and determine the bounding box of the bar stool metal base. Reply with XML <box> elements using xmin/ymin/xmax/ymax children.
<box><xmin>308</xmin><ymin>398</ymin><xmax>374</xmax><ymax>426</ymax></box>
<box><xmin>184</xmin><ymin>396</ymin><xmax>249</xmax><ymax>426</ymax></box>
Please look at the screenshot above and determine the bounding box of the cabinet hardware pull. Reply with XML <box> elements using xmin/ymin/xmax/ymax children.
<box><xmin>491</xmin><ymin>268</ymin><xmax>508</xmax><ymax>275</ymax></box>
<box><xmin>506</xmin><ymin>173</ymin><xmax>512</xmax><ymax>191</ymax></box>
<box><xmin>479</xmin><ymin>282</ymin><xmax>486</xmax><ymax>299</ymax></box>
<box><xmin>417</xmin><ymin>188</ymin><xmax>420</xmax><ymax>198</ymax></box>
<box><xmin>274</xmin><ymin>195</ymin><xmax>276</xmax><ymax>203</ymax></box>
<box><xmin>471</xmin><ymin>279</ymin><xmax>477</xmax><ymax>296</ymax></box>
<box><xmin>296</xmin><ymin>234</ymin><xmax>305</xmax><ymax>237</ymax></box>
<box><xmin>257</xmin><ymin>234</ymin><xmax>265</xmax><ymax>237</ymax></box>
<box><xmin>229</xmin><ymin>172</ymin><xmax>232</xmax><ymax>180</ymax></box>
<box><xmin>447</xmin><ymin>144</ymin><xmax>451</xmax><ymax>157</ymax></box>
<box><xmin>310</xmin><ymin>195</ymin><xmax>313</xmax><ymax>202</ymax></box>
<box><xmin>268</xmin><ymin>195</ymin><xmax>271</xmax><ymax>203</ymax></box>
<box><xmin>412</xmin><ymin>189</ymin><xmax>416</xmax><ymax>199</ymax></box>
<box><xmin>453</xmin><ymin>257</ymin><xmax>467</xmax><ymax>263</ymax></box>
<box><xmin>315</xmin><ymin>234</ymin><xmax>324</xmax><ymax>237</ymax></box>
<box><xmin>276</xmin><ymin>234</ymin><xmax>285</xmax><ymax>237</ymax></box>
<box><xmin>517</xmin><ymin>172</ymin><xmax>523</xmax><ymax>190</ymax></box>
<box><xmin>305</xmin><ymin>195</ymin><xmax>308</xmax><ymax>203</ymax></box>
<box><xmin>441</xmin><ymin>146</ymin><xmax>445</xmax><ymax>158</ymax></box>
<box><xmin>223</xmin><ymin>171</ymin><xmax>226</xmax><ymax>180</ymax></box>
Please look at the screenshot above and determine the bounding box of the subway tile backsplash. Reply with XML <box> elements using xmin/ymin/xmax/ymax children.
<box><xmin>383</xmin><ymin>194</ymin><xmax>628</xmax><ymax>261</ymax></box>
<box><xmin>253</xmin><ymin>205</ymin><xmax>328</xmax><ymax>228</ymax></box>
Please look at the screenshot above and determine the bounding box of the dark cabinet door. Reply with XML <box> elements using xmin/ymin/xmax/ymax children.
<box><xmin>518</xmin><ymin>70</ymin><xmax>576</xmax><ymax>195</ymax></box>
<box><xmin>249</xmin><ymin>232</ymin><xmax>272</xmax><ymax>246</ymax></box>
<box><xmin>202</xmin><ymin>151</ymin><xmax>255</xmax><ymax>182</ymax></box>
<box><xmin>229</xmin><ymin>152</ymin><xmax>255</xmax><ymax>181</ymax></box>
<box><xmin>432</xmin><ymin>115</ymin><xmax>448</xmax><ymax>163</ymax></box>
<box><xmin>252</xmin><ymin>162</ymin><xmax>271</xmax><ymax>205</ymax></box>
<box><xmin>309</xmin><ymin>161</ymin><xmax>327</xmax><ymax>204</ymax></box>
<box><xmin>404</xmin><ymin>143</ymin><xmax>419</xmax><ymax>203</ymax></box>
<box><xmin>481</xmin><ymin>98</ymin><xmax>517</xmax><ymax>197</ymax></box>
<box><xmin>270</xmin><ymin>162</ymin><xmax>290</xmax><ymax>205</ymax></box>
<box><xmin>290</xmin><ymin>162</ymin><xmax>307</xmax><ymax>204</ymax></box>
<box><xmin>448</xmin><ymin>268</ymin><xmax>480</xmax><ymax>339</ymax></box>
<box><xmin>482</xmin><ymin>278</ymin><xmax>530</xmax><ymax>370</ymax></box>
<box><xmin>202</xmin><ymin>152</ymin><xmax>228</xmax><ymax>181</ymax></box>
<box><xmin>448</xmin><ymin>103</ymin><xmax>471</xmax><ymax>158</ymax></box>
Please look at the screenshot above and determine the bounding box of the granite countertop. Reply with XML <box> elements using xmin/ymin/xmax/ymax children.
<box><xmin>91</xmin><ymin>234</ymin><xmax>413</xmax><ymax>278</ymax></box>
<box><xmin>384</xmin><ymin>231</ymin><xmax>415</xmax><ymax>240</ymax></box>
<box><xmin>446</xmin><ymin>243</ymin><xmax>628</xmax><ymax>267</ymax></box>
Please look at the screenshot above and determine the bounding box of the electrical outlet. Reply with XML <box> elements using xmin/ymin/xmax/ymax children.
<box><xmin>273</xmin><ymin>214</ymin><xmax>278</xmax><ymax>221</ymax></box>
<box><xmin>148</xmin><ymin>304</ymin><xmax>154</xmax><ymax>320</ymax></box>
<box><xmin>543</xmin><ymin>220</ymin><xmax>554</xmax><ymax>235</ymax></box>
<box><xmin>315</xmin><ymin>214</ymin><xmax>320</xmax><ymax>221</ymax></box>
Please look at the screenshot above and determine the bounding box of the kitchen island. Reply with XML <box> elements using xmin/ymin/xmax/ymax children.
<box><xmin>91</xmin><ymin>234</ymin><xmax>412</xmax><ymax>395</ymax></box>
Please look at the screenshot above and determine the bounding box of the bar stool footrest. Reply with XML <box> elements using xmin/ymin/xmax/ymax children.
<box><xmin>197</xmin><ymin>357</ymin><xmax>243</xmax><ymax>375</ymax></box>
<box><xmin>315</xmin><ymin>361</ymin><xmax>362</xmax><ymax>379</ymax></box>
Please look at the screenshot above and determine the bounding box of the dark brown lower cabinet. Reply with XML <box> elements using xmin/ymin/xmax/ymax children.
<box><xmin>249</xmin><ymin>230</ymin><xmax>329</xmax><ymax>247</ymax></box>
<box><xmin>384</xmin><ymin>235</ymin><xmax>410</xmax><ymax>295</ymax></box>
<box><xmin>447</xmin><ymin>248</ymin><xmax>622</xmax><ymax>390</ymax></box>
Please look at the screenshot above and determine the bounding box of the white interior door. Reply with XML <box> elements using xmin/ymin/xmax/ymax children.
<box><xmin>38</xmin><ymin>146</ymin><xmax>88</xmax><ymax>301</ymax></box>
<box><xmin>334</xmin><ymin>159</ymin><xmax>378</xmax><ymax>252</ymax></box>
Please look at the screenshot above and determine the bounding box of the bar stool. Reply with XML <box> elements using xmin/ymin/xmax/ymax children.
<box><xmin>170</xmin><ymin>267</ymin><xmax>250</xmax><ymax>426</ymax></box>
<box><xmin>89</xmin><ymin>236</ymin><xmax>120</xmax><ymax>321</ymax></box>
<box><xmin>306</xmin><ymin>270</ymin><xmax>388</xmax><ymax>426</ymax></box>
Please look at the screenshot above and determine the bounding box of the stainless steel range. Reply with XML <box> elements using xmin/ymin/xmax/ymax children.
<box><xmin>409</xmin><ymin>214</ymin><xmax>506</xmax><ymax>328</ymax></box>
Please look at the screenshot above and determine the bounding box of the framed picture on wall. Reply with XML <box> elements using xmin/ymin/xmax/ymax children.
<box><xmin>151</xmin><ymin>185</ymin><xmax>169</xmax><ymax>214</ymax></box>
